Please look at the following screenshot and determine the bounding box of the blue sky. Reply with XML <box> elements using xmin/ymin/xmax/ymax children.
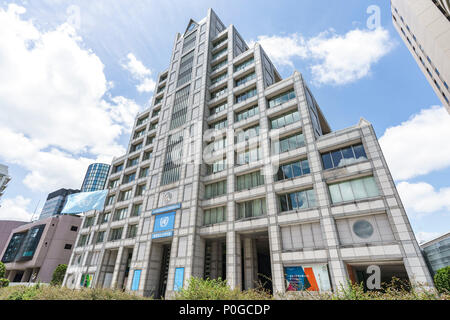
<box><xmin>0</xmin><ymin>0</ymin><xmax>449</xmax><ymax>243</ymax></box>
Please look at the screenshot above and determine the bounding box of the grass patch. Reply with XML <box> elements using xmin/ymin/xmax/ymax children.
<box><xmin>0</xmin><ymin>283</ymin><xmax>151</xmax><ymax>300</ymax></box>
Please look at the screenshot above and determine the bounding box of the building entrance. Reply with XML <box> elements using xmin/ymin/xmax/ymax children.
<box><xmin>156</xmin><ymin>244</ymin><xmax>171</xmax><ymax>299</ymax></box>
<box><xmin>240</xmin><ymin>232</ymin><xmax>273</xmax><ymax>293</ymax></box>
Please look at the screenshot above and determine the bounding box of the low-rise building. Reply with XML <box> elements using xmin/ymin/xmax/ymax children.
<box><xmin>421</xmin><ymin>232</ymin><xmax>450</xmax><ymax>276</ymax></box>
<box><xmin>1</xmin><ymin>215</ymin><xmax>81</xmax><ymax>283</ymax></box>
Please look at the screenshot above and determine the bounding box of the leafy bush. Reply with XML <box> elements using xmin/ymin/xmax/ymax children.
<box><xmin>174</xmin><ymin>277</ymin><xmax>272</xmax><ymax>300</ymax></box>
<box><xmin>0</xmin><ymin>278</ymin><xmax>9</xmax><ymax>288</ymax></box>
<box><xmin>434</xmin><ymin>266</ymin><xmax>450</xmax><ymax>294</ymax></box>
<box><xmin>0</xmin><ymin>262</ymin><xmax>5</xmax><ymax>278</ymax></box>
<box><xmin>50</xmin><ymin>264</ymin><xmax>67</xmax><ymax>286</ymax></box>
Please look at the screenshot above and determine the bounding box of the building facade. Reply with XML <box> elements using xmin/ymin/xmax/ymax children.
<box><xmin>64</xmin><ymin>9</ymin><xmax>433</xmax><ymax>297</ymax></box>
<box><xmin>0</xmin><ymin>164</ymin><xmax>11</xmax><ymax>201</ymax></box>
<box><xmin>391</xmin><ymin>0</ymin><xmax>450</xmax><ymax>112</ymax></box>
<box><xmin>421</xmin><ymin>232</ymin><xmax>450</xmax><ymax>275</ymax></box>
<box><xmin>81</xmin><ymin>163</ymin><xmax>111</xmax><ymax>193</ymax></box>
<box><xmin>39</xmin><ymin>188</ymin><xmax>80</xmax><ymax>221</ymax></box>
<box><xmin>0</xmin><ymin>221</ymin><xmax>27</xmax><ymax>256</ymax></box>
<box><xmin>1</xmin><ymin>215</ymin><xmax>81</xmax><ymax>283</ymax></box>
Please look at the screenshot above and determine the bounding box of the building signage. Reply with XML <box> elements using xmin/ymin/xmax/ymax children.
<box><xmin>131</xmin><ymin>270</ymin><xmax>142</xmax><ymax>291</ymax></box>
<box><xmin>152</xmin><ymin>203</ymin><xmax>181</xmax><ymax>215</ymax></box>
<box><xmin>153</xmin><ymin>211</ymin><xmax>176</xmax><ymax>233</ymax></box>
<box><xmin>284</xmin><ymin>264</ymin><xmax>331</xmax><ymax>292</ymax></box>
<box><xmin>152</xmin><ymin>211</ymin><xmax>176</xmax><ymax>239</ymax></box>
<box><xmin>152</xmin><ymin>231</ymin><xmax>174</xmax><ymax>239</ymax></box>
<box><xmin>174</xmin><ymin>267</ymin><xmax>185</xmax><ymax>292</ymax></box>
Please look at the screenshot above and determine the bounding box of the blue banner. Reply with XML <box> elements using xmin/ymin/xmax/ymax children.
<box><xmin>61</xmin><ymin>190</ymin><xmax>108</xmax><ymax>214</ymax></box>
<box><xmin>152</xmin><ymin>203</ymin><xmax>181</xmax><ymax>215</ymax></box>
<box><xmin>131</xmin><ymin>270</ymin><xmax>142</xmax><ymax>291</ymax></box>
<box><xmin>174</xmin><ymin>268</ymin><xmax>185</xmax><ymax>292</ymax></box>
<box><xmin>153</xmin><ymin>211</ymin><xmax>176</xmax><ymax>233</ymax></box>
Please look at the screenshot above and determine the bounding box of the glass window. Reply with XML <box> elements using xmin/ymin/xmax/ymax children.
<box><xmin>329</xmin><ymin>176</ymin><xmax>379</xmax><ymax>204</ymax></box>
<box><xmin>331</xmin><ymin>150</ymin><xmax>343</xmax><ymax>168</ymax></box>
<box><xmin>342</xmin><ymin>147</ymin><xmax>355</xmax><ymax>160</ymax></box>
<box><xmin>353</xmin><ymin>144</ymin><xmax>368</xmax><ymax>161</ymax></box>
<box><xmin>363</xmin><ymin>177</ymin><xmax>379</xmax><ymax>197</ymax></box>
<box><xmin>339</xmin><ymin>182</ymin><xmax>354</xmax><ymax>202</ymax></box>
<box><xmin>322</xmin><ymin>153</ymin><xmax>333</xmax><ymax>170</ymax></box>
<box><xmin>350</xmin><ymin>178</ymin><xmax>367</xmax><ymax>199</ymax></box>
<box><xmin>268</xmin><ymin>89</ymin><xmax>296</xmax><ymax>108</ymax></box>
<box><xmin>279</xmin><ymin>189</ymin><xmax>316</xmax><ymax>212</ymax></box>
<box><xmin>353</xmin><ymin>220</ymin><xmax>374</xmax><ymax>239</ymax></box>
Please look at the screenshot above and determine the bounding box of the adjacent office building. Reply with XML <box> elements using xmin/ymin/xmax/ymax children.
<box><xmin>64</xmin><ymin>9</ymin><xmax>433</xmax><ymax>297</ymax></box>
<box><xmin>81</xmin><ymin>163</ymin><xmax>111</xmax><ymax>193</ymax></box>
<box><xmin>421</xmin><ymin>232</ymin><xmax>450</xmax><ymax>275</ymax></box>
<box><xmin>0</xmin><ymin>164</ymin><xmax>11</xmax><ymax>201</ymax></box>
<box><xmin>391</xmin><ymin>0</ymin><xmax>450</xmax><ymax>112</ymax></box>
<box><xmin>39</xmin><ymin>188</ymin><xmax>80</xmax><ymax>221</ymax></box>
<box><xmin>1</xmin><ymin>215</ymin><xmax>81</xmax><ymax>283</ymax></box>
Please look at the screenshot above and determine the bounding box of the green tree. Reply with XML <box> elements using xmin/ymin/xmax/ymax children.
<box><xmin>0</xmin><ymin>261</ymin><xmax>9</xmax><ymax>288</ymax></box>
<box><xmin>0</xmin><ymin>262</ymin><xmax>5</xmax><ymax>278</ymax></box>
<box><xmin>434</xmin><ymin>266</ymin><xmax>450</xmax><ymax>294</ymax></box>
<box><xmin>50</xmin><ymin>264</ymin><xmax>67</xmax><ymax>286</ymax></box>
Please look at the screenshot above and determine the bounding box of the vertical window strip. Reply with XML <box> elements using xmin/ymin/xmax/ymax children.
<box><xmin>170</xmin><ymin>86</ymin><xmax>190</xmax><ymax>130</ymax></box>
<box><xmin>161</xmin><ymin>132</ymin><xmax>184</xmax><ymax>185</ymax></box>
<box><xmin>177</xmin><ymin>51</ymin><xmax>195</xmax><ymax>87</ymax></box>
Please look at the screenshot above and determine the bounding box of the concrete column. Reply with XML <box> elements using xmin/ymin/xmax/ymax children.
<box><xmin>243</xmin><ymin>237</ymin><xmax>256</xmax><ymax>289</ymax></box>
<box><xmin>226</xmin><ymin>231</ymin><xmax>242</xmax><ymax>290</ymax></box>
<box><xmin>7</xmin><ymin>270</ymin><xmax>16</xmax><ymax>282</ymax></box>
<box><xmin>22</xmin><ymin>269</ymin><xmax>32</xmax><ymax>283</ymax></box>
<box><xmin>110</xmin><ymin>246</ymin><xmax>124</xmax><ymax>289</ymax></box>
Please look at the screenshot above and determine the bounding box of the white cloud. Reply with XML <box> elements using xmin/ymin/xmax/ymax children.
<box><xmin>379</xmin><ymin>106</ymin><xmax>450</xmax><ymax>181</ymax></box>
<box><xmin>249</xmin><ymin>33</ymin><xmax>308</xmax><ymax>68</ymax></box>
<box><xmin>307</xmin><ymin>28</ymin><xmax>395</xmax><ymax>85</ymax></box>
<box><xmin>397</xmin><ymin>181</ymin><xmax>450</xmax><ymax>216</ymax></box>
<box><xmin>0</xmin><ymin>196</ymin><xmax>34</xmax><ymax>222</ymax></box>
<box><xmin>122</xmin><ymin>52</ymin><xmax>156</xmax><ymax>93</ymax></box>
<box><xmin>0</xmin><ymin>5</ymin><xmax>141</xmax><ymax>193</ymax></box>
<box><xmin>415</xmin><ymin>231</ymin><xmax>443</xmax><ymax>244</ymax></box>
<box><xmin>251</xmin><ymin>27</ymin><xmax>395</xmax><ymax>85</ymax></box>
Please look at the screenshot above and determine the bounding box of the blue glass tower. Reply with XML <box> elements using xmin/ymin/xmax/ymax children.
<box><xmin>81</xmin><ymin>163</ymin><xmax>111</xmax><ymax>192</ymax></box>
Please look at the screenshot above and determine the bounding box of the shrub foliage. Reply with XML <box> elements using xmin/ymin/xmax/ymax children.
<box><xmin>434</xmin><ymin>266</ymin><xmax>450</xmax><ymax>294</ymax></box>
<box><xmin>50</xmin><ymin>264</ymin><xmax>67</xmax><ymax>286</ymax></box>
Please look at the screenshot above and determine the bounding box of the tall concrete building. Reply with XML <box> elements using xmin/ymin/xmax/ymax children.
<box><xmin>81</xmin><ymin>163</ymin><xmax>111</xmax><ymax>193</ymax></box>
<box><xmin>39</xmin><ymin>188</ymin><xmax>80</xmax><ymax>221</ymax></box>
<box><xmin>0</xmin><ymin>164</ymin><xmax>11</xmax><ymax>201</ymax></box>
<box><xmin>391</xmin><ymin>0</ymin><xmax>450</xmax><ymax>112</ymax></box>
<box><xmin>64</xmin><ymin>9</ymin><xmax>433</xmax><ymax>297</ymax></box>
